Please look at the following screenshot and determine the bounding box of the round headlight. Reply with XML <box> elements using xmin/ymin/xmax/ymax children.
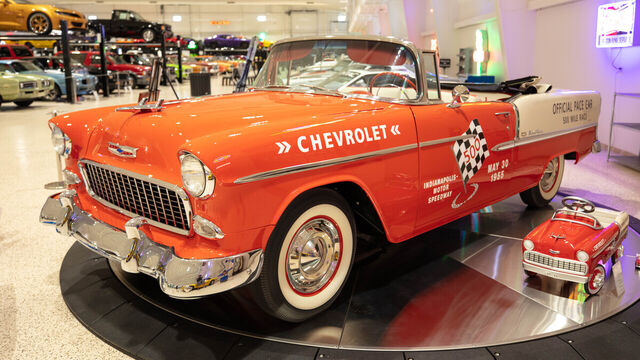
<box><xmin>51</xmin><ymin>124</ymin><xmax>71</xmax><ymax>157</ymax></box>
<box><xmin>523</xmin><ymin>239</ymin><xmax>534</xmax><ymax>251</ymax></box>
<box><xmin>576</xmin><ymin>250</ymin><xmax>589</xmax><ymax>262</ymax></box>
<box><xmin>180</xmin><ymin>153</ymin><xmax>215</xmax><ymax>198</ymax></box>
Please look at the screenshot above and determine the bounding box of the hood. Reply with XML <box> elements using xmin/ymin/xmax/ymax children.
<box><xmin>8</xmin><ymin>72</ymin><xmax>50</xmax><ymax>82</ymax></box>
<box><xmin>114</xmin><ymin>64</ymin><xmax>149</xmax><ymax>73</ymax></box>
<box><xmin>528</xmin><ymin>216</ymin><xmax>600</xmax><ymax>256</ymax></box>
<box><xmin>78</xmin><ymin>91</ymin><xmax>387</xmax><ymax>184</ymax></box>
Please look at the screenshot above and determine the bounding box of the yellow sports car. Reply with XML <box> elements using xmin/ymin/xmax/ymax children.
<box><xmin>0</xmin><ymin>0</ymin><xmax>87</xmax><ymax>35</ymax></box>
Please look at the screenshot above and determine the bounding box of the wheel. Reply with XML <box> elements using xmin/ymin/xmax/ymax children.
<box><xmin>27</xmin><ymin>12</ymin><xmax>52</xmax><ymax>35</ymax></box>
<box><xmin>14</xmin><ymin>100</ymin><xmax>33</xmax><ymax>107</ymax></box>
<box><xmin>584</xmin><ymin>264</ymin><xmax>605</xmax><ymax>295</ymax></box>
<box><xmin>142</xmin><ymin>29</ymin><xmax>156</xmax><ymax>42</ymax></box>
<box><xmin>249</xmin><ymin>188</ymin><xmax>356</xmax><ymax>322</ymax></box>
<box><xmin>45</xmin><ymin>84</ymin><xmax>62</xmax><ymax>101</ymax></box>
<box><xmin>520</xmin><ymin>155</ymin><xmax>564</xmax><ymax>207</ymax></box>
<box><xmin>130</xmin><ymin>76</ymin><xmax>137</xmax><ymax>89</ymax></box>
<box><xmin>524</xmin><ymin>270</ymin><xmax>537</xmax><ymax>278</ymax></box>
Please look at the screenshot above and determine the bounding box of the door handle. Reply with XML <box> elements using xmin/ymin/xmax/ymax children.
<box><xmin>494</xmin><ymin>112</ymin><xmax>510</xmax><ymax>117</ymax></box>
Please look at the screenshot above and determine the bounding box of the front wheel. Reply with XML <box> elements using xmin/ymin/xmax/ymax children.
<box><xmin>45</xmin><ymin>84</ymin><xmax>62</xmax><ymax>101</ymax></box>
<box><xmin>520</xmin><ymin>155</ymin><xmax>564</xmax><ymax>208</ymax></box>
<box><xmin>142</xmin><ymin>29</ymin><xmax>156</xmax><ymax>42</ymax></box>
<box><xmin>584</xmin><ymin>264</ymin><xmax>606</xmax><ymax>295</ymax></box>
<box><xmin>27</xmin><ymin>12</ymin><xmax>52</xmax><ymax>35</ymax></box>
<box><xmin>249</xmin><ymin>188</ymin><xmax>356</xmax><ymax>322</ymax></box>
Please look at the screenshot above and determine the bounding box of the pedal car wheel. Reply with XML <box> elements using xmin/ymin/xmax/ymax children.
<box><xmin>249</xmin><ymin>188</ymin><xmax>356</xmax><ymax>322</ymax></box>
<box><xmin>584</xmin><ymin>264</ymin><xmax>605</xmax><ymax>295</ymax></box>
<box><xmin>520</xmin><ymin>155</ymin><xmax>564</xmax><ymax>207</ymax></box>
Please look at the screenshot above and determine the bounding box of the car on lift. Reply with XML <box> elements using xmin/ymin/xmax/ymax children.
<box><xmin>0</xmin><ymin>0</ymin><xmax>87</xmax><ymax>35</ymax></box>
<box><xmin>0</xmin><ymin>44</ymin><xmax>34</xmax><ymax>59</ymax></box>
<box><xmin>61</xmin><ymin>50</ymin><xmax>150</xmax><ymax>89</ymax></box>
<box><xmin>88</xmin><ymin>9</ymin><xmax>172</xmax><ymax>43</ymax></box>
<box><xmin>0</xmin><ymin>62</ymin><xmax>52</xmax><ymax>107</ymax></box>
<box><xmin>41</xmin><ymin>35</ymin><xmax>602</xmax><ymax>322</ymax></box>
<box><xmin>523</xmin><ymin>196</ymin><xmax>628</xmax><ymax>295</ymax></box>
<box><xmin>0</xmin><ymin>59</ymin><xmax>97</xmax><ymax>100</ymax></box>
<box><xmin>203</xmin><ymin>34</ymin><xmax>250</xmax><ymax>49</ymax></box>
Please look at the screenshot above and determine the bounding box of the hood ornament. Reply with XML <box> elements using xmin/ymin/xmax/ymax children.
<box><xmin>550</xmin><ymin>234</ymin><xmax>566</xmax><ymax>241</ymax></box>
<box><xmin>116</xmin><ymin>97</ymin><xmax>164</xmax><ymax>113</ymax></box>
<box><xmin>108</xmin><ymin>143</ymin><xmax>138</xmax><ymax>158</ymax></box>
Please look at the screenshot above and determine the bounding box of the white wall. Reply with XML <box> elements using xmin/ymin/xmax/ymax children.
<box><xmin>55</xmin><ymin>3</ymin><xmax>347</xmax><ymax>41</ymax></box>
<box><xmin>532</xmin><ymin>0</ymin><xmax>640</xmax><ymax>155</ymax></box>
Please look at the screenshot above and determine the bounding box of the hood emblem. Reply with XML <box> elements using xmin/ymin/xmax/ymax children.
<box><xmin>549</xmin><ymin>249</ymin><xmax>560</xmax><ymax>254</ymax></box>
<box><xmin>550</xmin><ymin>234</ymin><xmax>566</xmax><ymax>241</ymax></box>
<box><xmin>108</xmin><ymin>142</ymin><xmax>138</xmax><ymax>158</ymax></box>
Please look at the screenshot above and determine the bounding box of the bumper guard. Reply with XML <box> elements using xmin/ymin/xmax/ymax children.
<box><xmin>40</xmin><ymin>190</ymin><xmax>263</xmax><ymax>298</ymax></box>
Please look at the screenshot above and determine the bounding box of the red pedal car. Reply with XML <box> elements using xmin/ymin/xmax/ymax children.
<box><xmin>523</xmin><ymin>196</ymin><xmax>629</xmax><ymax>295</ymax></box>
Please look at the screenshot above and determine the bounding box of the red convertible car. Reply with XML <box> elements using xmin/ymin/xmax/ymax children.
<box><xmin>523</xmin><ymin>196</ymin><xmax>628</xmax><ymax>295</ymax></box>
<box><xmin>40</xmin><ymin>36</ymin><xmax>601</xmax><ymax>322</ymax></box>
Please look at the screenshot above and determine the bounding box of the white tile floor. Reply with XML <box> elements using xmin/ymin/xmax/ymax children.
<box><xmin>0</xmin><ymin>82</ymin><xmax>638</xmax><ymax>359</ymax></box>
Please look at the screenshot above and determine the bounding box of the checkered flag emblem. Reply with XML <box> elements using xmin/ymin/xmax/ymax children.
<box><xmin>452</xmin><ymin>119</ymin><xmax>490</xmax><ymax>185</ymax></box>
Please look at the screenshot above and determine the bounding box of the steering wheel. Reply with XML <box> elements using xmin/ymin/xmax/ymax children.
<box><xmin>368</xmin><ymin>72</ymin><xmax>417</xmax><ymax>98</ymax></box>
<box><xmin>561</xmin><ymin>196</ymin><xmax>596</xmax><ymax>213</ymax></box>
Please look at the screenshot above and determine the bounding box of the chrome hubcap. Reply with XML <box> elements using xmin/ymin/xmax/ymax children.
<box><xmin>286</xmin><ymin>218</ymin><xmax>341</xmax><ymax>294</ymax></box>
<box><xmin>591</xmin><ymin>268</ymin><xmax>605</xmax><ymax>291</ymax></box>
<box><xmin>143</xmin><ymin>30</ymin><xmax>154</xmax><ymax>42</ymax></box>
<box><xmin>540</xmin><ymin>158</ymin><xmax>559</xmax><ymax>192</ymax></box>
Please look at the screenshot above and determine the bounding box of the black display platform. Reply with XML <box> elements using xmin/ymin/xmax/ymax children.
<box><xmin>60</xmin><ymin>195</ymin><xmax>640</xmax><ymax>359</ymax></box>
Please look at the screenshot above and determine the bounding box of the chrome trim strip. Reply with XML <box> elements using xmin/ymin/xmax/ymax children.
<box><xmin>78</xmin><ymin>160</ymin><xmax>193</xmax><ymax>235</ymax></box>
<box><xmin>419</xmin><ymin>134</ymin><xmax>475</xmax><ymax>149</ymax></box>
<box><xmin>522</xmin><ymin>262</ymin><xmax>588</xmax><ymax>283</ymax></box>
<box><xmin>235</xmin><ymin>143</ymin><xmax>418</xmax><ymax>184</ymax></box>
<box><xmin>551</xmin><ymin>209</ymin><xmax>603</xmax><ymax>230</ymax></box>
<box><xmin>492</xmin><ymin>123</ymin><xmax>597</xmax><ymax>151</ymax></box>
<box><xmin>40</xmin><ymin>195</ymin><xmax>263</xmax><ymax>298</ymax></box>
<box><xmin>592</xmin><ymin>226</ymin><xmax>621</xmax><ymax>258</ymax></box>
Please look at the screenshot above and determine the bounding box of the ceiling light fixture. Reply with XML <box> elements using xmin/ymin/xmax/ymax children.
<box><xmin>257</xmin><ymin>15</ymin><xmax>267</xmax><ymax>22</ymax></box>
<box><xmin>173</xmin><ymin>15</ymin><xmax>182</xmax><ymax>22</ymax></box>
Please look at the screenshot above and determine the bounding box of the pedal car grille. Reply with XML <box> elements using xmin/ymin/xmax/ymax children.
<box><xmin>524</xmin><ymin>251</ymin><xmax>588</xmax><ymax>275</ymax></box>
<box><xmin>80</xmin><ymin>161</ymin><xmax>191</xmax><ymax>234</ymax></box>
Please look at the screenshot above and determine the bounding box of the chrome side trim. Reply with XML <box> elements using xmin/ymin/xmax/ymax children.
<box><xmin>492</xmin><ymin>123</ymin><xmax>597</xmax><ymax>152</ymax></box>
<box><xmin>40</xmin><ymin>194</ymin><xmax>263</xmax><ymax>298</ymax></box>
<box><xmin>419</xmin><ymin>134</ymin><xmax>475</xmax><ymax>149</ymax></box>
<box><xmin>78</xmin><ymin>160</ymin><xmax>193</xmax><ymax>235</ymax></box>
<box><xmin>235</xmin><ymin>143</ymin><xmax>418</xmax><ymax>184</ymax></box>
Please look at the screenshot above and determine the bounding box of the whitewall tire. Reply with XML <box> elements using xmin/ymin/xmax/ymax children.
<box><xmin>520</xmin><ymin>155</ymin><xmax>564</xmax><ymax>207</ymax></box>
<box><xmin>249</xmin><ymin>188</ymin><xmax>356</xmax><ymax>322</ymax></box>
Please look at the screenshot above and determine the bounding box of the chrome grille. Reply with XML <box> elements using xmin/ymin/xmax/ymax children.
<box><xmin>80</xmin><ymin>161</ymin><xmax>191</xmax><ymax>234</ymax></box>
<box><xmin>524</xmin><ymin>251</ymin><xmax>588</xmax><ymax>274</ymax></box>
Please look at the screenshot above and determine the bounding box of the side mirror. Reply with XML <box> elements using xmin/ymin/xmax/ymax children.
<box><xmin>447</xmin><ymin>85</ymin><xmax>470</xmax><ymax>108</ymax></box>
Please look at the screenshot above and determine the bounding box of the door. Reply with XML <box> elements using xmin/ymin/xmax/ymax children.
<box><xmin>412</xmin><ymin>53</ymin><xmax>516</xmax><ymax>231</ymax></box>
<box><xmin>0</xmin><ymin>1</ymin><xmax>20</xmax><ymax>30</ymax></box>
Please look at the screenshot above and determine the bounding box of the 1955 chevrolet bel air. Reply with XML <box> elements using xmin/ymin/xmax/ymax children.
<box><xmin>40</xmin><ymin>35</ymin><xmax>602</xmax><ymax>322</ymax></box>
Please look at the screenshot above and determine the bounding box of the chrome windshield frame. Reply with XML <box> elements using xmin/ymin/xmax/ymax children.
<box><xmin>254</xmin><ymin>35</ymin><xmax>440</xmax><ymax>106</ymax></box>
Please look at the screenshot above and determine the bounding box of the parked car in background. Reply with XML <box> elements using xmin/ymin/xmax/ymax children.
<box><xmin>523</xmin><ymin>196</ymin><xmax>628</xmax><ymax>295</ymax></box>
<box><xmin>0</xmin><ymin>0</ymin><xmax>87</xmax><ymax>35</ymax></box>
<box><xmin>204</xmin><ymin>34</ymin><xmax>250</xmax><ymax>49</ymax></box>
<box><xmin>0</xmin><ymin>44</ymin><xmax>34</xmax><ymax>59</ymax></box>
<box><xmin>0</xmin><ymin>59</ymin><xmax>97</xmax><ymax>99</ymax></box>
<box><xmin>89</xmin><ymin>9</ymin><xmax>172</xmax><ymax>42</ymax></box>
<box><xmin>120</xmin><ymin>52</ymin><xmax>177</xmax><ymax>83</ymax></box>
<box><xmin>89</xmin><ymin>68</ymin><xmax>132</xmax><ymax>94</ymax></box>
<box><xmin>2</xmin><ymin>39</ymin><xmax>60</xmax><ymax>53</ymax></box>
<box><xmin>61</xmin><ymin>50</ymin><xmax>151</xmax><ymax>88</ymax></box>
<box><xmin>0</xmin><ymin>62</ymin><xmax>52</xmax><ymax>107</ymax></box>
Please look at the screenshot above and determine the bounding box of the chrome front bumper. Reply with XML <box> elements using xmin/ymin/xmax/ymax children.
<box><xmin>40</xmin><ymin>191</ymin><xmax>263</xmax><ymax>298</ymax></box>
<box><xmin>523</xmin><ymin>261</ymin><xmax>589</xmax><ymax>283</ymax></box>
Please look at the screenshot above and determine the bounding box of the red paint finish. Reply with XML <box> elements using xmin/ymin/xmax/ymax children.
<box><xmin>51</xmin><ymin>90</ymin><xmax>596</xmax><ymax>260</ymax></box>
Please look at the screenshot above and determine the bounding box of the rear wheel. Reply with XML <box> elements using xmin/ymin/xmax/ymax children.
<box><xmin>584</xmin><ymin>264</ymin><xmax>605</xmax><ymax>295</ymax></box>
<box><xmin>14</xmin><ymin>100</ymin><xmax>33</xmax><ymax>107</ymax></box>
<box><xmin>520</xmin><ymin>155</ymin><xmax>564</xmax><ymax>207</ymax></box>
<box><xmin>249</xmin><ymin>188</ymin><xmax>356</xmax><ymax>322</ymax></box>
<box><xmin>27</xmin><ymin>12</ymin><xmax>52</xmax><ymax>35</ymax></box>
<box><xmin>142</xmin><ymin>29</ymin><xmax>156</xmax><ymax>42</ymax></box>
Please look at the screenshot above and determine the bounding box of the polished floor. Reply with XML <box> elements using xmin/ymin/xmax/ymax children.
<box><xmin>1</xmin><ymin>82</ymin><xmax>640</xmax><ymax>359</ymax></box>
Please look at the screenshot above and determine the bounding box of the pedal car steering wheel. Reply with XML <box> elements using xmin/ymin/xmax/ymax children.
<box><xmin>368</xmin><ymin>72</ymin><xmax>417</xmax><ymax>98</ymax></box>
<box><xmin>561</xmin><ymin>196</ymin><xmax>596</xmax><ymax>213</ymax></box>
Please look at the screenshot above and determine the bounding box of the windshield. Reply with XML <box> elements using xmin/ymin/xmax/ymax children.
<box><xmin>11</xmin><ymin>61</ymin><xmax>41</xmax><ymax>72</ymax></box>
<box><xmin>0</xmin><ymin>64</ymin><xmax>13</xmax><ymax>73</ymax></box>
<box><xmin>12</xmin><ymin>46</ymin><xmax>32</xmax><ymax>57</ymax></box>
<box><xmin>254</xmin><ymin>39</ymin><xmax>419</xmax><ymax>101</ymax></box>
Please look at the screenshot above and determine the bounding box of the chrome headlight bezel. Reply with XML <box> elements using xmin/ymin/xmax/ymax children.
<box><xmin>50</xmin><ymin>123</ymin><xmax>72</xmax><ymax>158</ymax></box>
<box><xmin>576</xmin><ymin>250</ymin><xmax>589</xmax><ymax>262</ymax></box>
<box><xmin>179</xmin><ymin>151</ymin><xmax>215</xmax><ymax>198</ymax></box>
<box><xmin>523</xmin><ymin>239</ymin><xmax>534</xmax><ymax>251</ymax></box>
